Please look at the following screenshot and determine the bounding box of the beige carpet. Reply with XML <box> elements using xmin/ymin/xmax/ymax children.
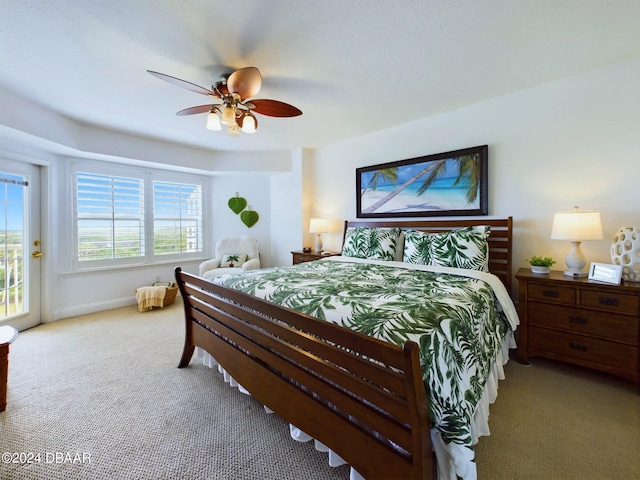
<box><xmin>1</xmin><ymin>299</ymin><xmax>638</xmax><ymax>479</ymax></box>
<box><xmin>474</xmin><ymin>354</ymin><xmax>640</xmax><ymax>479</ymax></box>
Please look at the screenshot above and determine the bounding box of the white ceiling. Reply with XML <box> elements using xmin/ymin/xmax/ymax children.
<box><xmin>2</xmin><ymin>0</ymin><xmax>640</xmax><ymax>154</ymax></box>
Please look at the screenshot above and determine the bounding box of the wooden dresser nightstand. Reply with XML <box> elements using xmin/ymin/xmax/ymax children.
<box><xmin>291</xmin><ymin>251</ymin><xmax>338</xmax><ymax>264</ymax></box>
<box><xmin>516</xmin><ymin>268</ymin><xmax>640</xmax><ymax>383</ymax></box>
<box><xmin>1</xmin><ymin>325</ymin><xmax>18</xmax><ymax>412</ymax></box>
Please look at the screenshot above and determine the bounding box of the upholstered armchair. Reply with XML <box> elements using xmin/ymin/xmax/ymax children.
<box><xmin>199</xmin><ymin>235</ymin><xmax>261</xmax><ymax>280</ymax></box>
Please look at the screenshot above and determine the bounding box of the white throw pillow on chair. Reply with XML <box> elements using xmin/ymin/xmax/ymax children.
<box><xmin>220</xmin><ymin>254</ymin><xmax>248</xmax><ymax>268</ymax></box>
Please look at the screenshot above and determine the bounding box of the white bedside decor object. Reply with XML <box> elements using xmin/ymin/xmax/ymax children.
<box><xmin>530</xmin><ymin>265</ymin><xmax>550</xmax><ymax>274</ymax></box>
<box><xmin>588</xmin><ymin>262</ymin><xmax>622</xmax><ymax>285</ymax></box>
<box><xmin>610</xmin><ymin>226</ymin><xmax>640</xmax><ymax>282</ymax></box>
<box><xmin>309</xmin><ymin>217</ymin><xmax>328</xmax><ymax>253</ymax></box>
<box><xmin>551</xmin><ymin>206</ymin><xmax>603</xmax><ymax>277</ymax></box>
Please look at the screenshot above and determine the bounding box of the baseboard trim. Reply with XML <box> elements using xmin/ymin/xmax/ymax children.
<box><xmin>51</xmin><ymin>296</ymin><xmax>137</xmax><ymax>322</ymax></box>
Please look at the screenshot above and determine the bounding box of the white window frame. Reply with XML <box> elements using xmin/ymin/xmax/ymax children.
<box><xmin>149</xmin><ymin>172</ymin><xmax>204</xmax><ymax>264</ymax></box>
<box><xmin>71</xmin><ymin>161</ymin><xmax>208</xmax><ymax>271</ymax></box>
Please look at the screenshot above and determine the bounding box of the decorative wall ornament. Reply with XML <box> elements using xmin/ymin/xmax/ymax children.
<box><xmin>240</xmin><ymin>208</ymin><xmax>259</xmax><ymax>228</ymax></box>
<box><xmin>228</xmin><ymin>193</ymin><xmax>247</xmax><ymax>214</ymax></box>
<box><xmin>610</xmin><ymin>226</ymin><xmax>640</xmax><ymax>282</ymax></box>
<box><xmin>227</xmin><ymin>192</ymin><xmax>259</xmax><ymax>228</ymax></box>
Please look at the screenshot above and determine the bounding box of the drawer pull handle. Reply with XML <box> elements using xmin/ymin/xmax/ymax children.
<box><xmin>569</xmin><ymin>342</ymin><xmax>588</xmax><ymax>352</ymax></box>
<box><xmin>598</xmin><ymin>296</ymin><xmax>619</xmax><ymax>307</ymax></box>
<box><xmin>542</xmin><ymin>289</ymin><xmax>559</xmax><ymax>298</ymax></box>
<box><xmin>569</xmin><ymin>316</ymin><xmax>588</xmax><ymax>325</ymax></box>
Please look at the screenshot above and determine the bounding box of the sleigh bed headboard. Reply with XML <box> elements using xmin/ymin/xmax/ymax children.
<box><xmin>343</xmin><ymin>217</ymin><xmax>513</xmax><ymax>292</ymax></box>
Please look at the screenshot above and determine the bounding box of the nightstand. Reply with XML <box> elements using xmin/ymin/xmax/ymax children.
<box><xmin>516</xmin><ymin>268</ymin><xmax>640</xmax><ymax>383</ymax></box>
<box><xmin>291</xmin><ymin>251</ymin><xmax>338</xmax><ymax>264</ymax></box>
<box><xmin>0</xmin><ymin>325</ymin><xmax>18</xmax><ymax>412</ymax></box>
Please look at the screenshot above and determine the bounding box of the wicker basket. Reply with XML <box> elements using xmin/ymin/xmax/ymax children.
<box><xmin>162</xmin><ymin>283</ymin><xmax>178</xmax><ymax>307</ymax></box>
<box><xmin>149</xmin><ymin>282</ymin><xmax>178</xmax><ymax>307</ymax></box>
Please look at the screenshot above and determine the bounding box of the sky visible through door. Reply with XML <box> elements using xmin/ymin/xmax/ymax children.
<box><xmin>0</xmin><ymin>172</ymin><xmax>25</xmax><ymax>320</ymax></box>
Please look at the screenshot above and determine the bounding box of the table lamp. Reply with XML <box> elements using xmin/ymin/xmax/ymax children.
<box><xmin>551</xmin><ymin>206</ymin><xmax>603</xmax><ymax>277</ymax></box>
<box><xmin>309</xmin><ymin>218</ymin><xmax>328</xmax><ymax>253</ymax></box>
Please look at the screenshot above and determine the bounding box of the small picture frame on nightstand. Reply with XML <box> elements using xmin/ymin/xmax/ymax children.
<box><xmin>588</xmin><ymin>262</ymin><xmax>622</xmax><ymax>285</ymax></box>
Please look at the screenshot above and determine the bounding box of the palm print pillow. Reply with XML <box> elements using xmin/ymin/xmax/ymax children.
<box><xmin>403</xmin><ymin>230</ymin><xmax>434</xmax><ymax>265</ymax></box>
<box><xmin>341</xmin><ymin>227</ymin><xmax>402</xmax><ymax>261</ymax></box>
<box><xmin>403</xmin><ymin>226</ymin><xmax>490</xmax><ymax>271</ymax></box>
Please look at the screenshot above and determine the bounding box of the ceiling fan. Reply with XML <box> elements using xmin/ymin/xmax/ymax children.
<box><xmin>147</xmin><ymin>67</ymin><xmax>302</xmax><ymax>136</ymax></box>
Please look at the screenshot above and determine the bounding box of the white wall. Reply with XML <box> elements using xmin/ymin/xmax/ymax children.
<box><xmin>210</xmin><ymin>173</ymin><xmax>274</xmax><ymax>268</ymax></box>
<box><xmin>309</xmin><ymin>58</ymin><xmax>640</xmax><ymax>289</ymax></box>
<box><xmin>270</xmin><ymin>149</ymin><xmax>305</xmax><ymax>266</ymax></box>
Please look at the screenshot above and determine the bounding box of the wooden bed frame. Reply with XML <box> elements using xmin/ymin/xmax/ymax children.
<box><xmin>175</xmin><ymin>217</ymin><xmax>513</xmax><ymax>480</ymax></box>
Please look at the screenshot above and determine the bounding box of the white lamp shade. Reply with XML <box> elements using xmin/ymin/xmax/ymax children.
<box><xmin>551</xmin><ymin>208</ymin><xmax>603</xmax><ymax>241</ymax></box>
<box><xmin>206</xmin><ymin>112</ymin><xmax>222</xmax><ymax>131</ymax></box>
<box><xmin>309</xmin><ymin>218</ymin><xmax>328</xmax><ymax>233</ymax></box>
<box><xmin>241</xmin><ymin>114</ymin><xmax>257</xmax><ymax>134</ymax></box>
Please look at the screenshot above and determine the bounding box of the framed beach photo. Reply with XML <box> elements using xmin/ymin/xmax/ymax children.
<box><xmin>356</xmin><ymin>145</ymin><xmax>488</xmax><ymax>218</ymax></box>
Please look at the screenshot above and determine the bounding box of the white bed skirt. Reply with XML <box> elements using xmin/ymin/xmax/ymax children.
<box><xmin>193</xmin><ymin>330</ymin><xmax>515</xmax><ymax>480</ymax></box>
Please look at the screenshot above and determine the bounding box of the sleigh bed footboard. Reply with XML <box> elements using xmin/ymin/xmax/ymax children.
<box><xmin>175</xmin><ymin>267</ymin><xmax>433</xmax><ymax>480</ymax></box>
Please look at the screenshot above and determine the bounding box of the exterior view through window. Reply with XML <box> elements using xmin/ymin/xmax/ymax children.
<box><xmin>75</xmin><ymin>170</ymin><xmax>203</xmax><ymax>267</ymax></box>
<box><xmin>153</xmin><ymin>181</ymin><xmax>202</xmax><ymax>255</ymax></box>
<box><xmin>76</xmin><ymin>172</ymin><xmax>145</xmax><ymax>262</ymax></box>
<box><xmin>0</xmin><ymin>173</ymin><xmax>26</xmax><ymax>319</ymax></box>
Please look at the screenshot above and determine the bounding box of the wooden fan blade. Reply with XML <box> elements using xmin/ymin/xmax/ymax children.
<box><xmin>147</xmin><ymin>70</ymin><xmax>216</xmax><ymax>97</ymax></box>
<box><xmin>227</xmin><ymin>67</ymin><xmax>262</xmax><ymax>99</ymax></box>
<box><xmin>213</xmin><ymin>82</ymin><xmax>229</xmax><ymax>96</ymax></box>
<box><xmin>250</xmin><ymin>99</ymin><xmax>302</xmax><ymax>117</ymax></box>
<box><xmin>176</xmin><ymin>105</ymin><xmax>217</xmax><ymax>116</ymax></box>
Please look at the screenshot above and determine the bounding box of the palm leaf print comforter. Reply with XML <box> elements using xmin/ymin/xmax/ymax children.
<box><xmin>213</xmin><ymin>256</ymin><xmax>519</xmax><ymax>478</ymax></box>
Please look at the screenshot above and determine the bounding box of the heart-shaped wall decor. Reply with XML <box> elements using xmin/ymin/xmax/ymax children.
<box><xmin>240</xmin><ymin>209</ymin><xmax>259</xmax><ymax>228</ymax></box>
<box><xmin>228</xmin><ymin>194</ymin><xmax>247</xmax><ymax>214</ymax></box>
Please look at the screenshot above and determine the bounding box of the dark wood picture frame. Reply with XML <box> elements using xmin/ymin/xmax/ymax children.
<box><xmin>356</xmin><ymin>145</ymin><xmax>488</xmax><ymax>218</ymax></box>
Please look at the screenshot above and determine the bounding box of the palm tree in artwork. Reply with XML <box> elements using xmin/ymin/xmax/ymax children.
<box><xmin>361</xmin><ymin>154</ymin><xmax>481</xmax><ymax>214</ymax></box>
<box><xmin>415</xmin><ymin>154</ymin><xmax>481</xmax><ymax>203</ymax></box>
<box><xmin>361</xmin><ymin>168</ymin><xmax>398</xmax><ymax>196</ymax></box>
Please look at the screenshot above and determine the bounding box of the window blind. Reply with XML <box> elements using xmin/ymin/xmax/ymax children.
<box><xmin>153</xmin><ymin>181</ymin><xmax>202</xmax><ymax>255</ymax></box>
<box><xmin>76</xmin><ymin>172</ymin><xmax>145</xmax><ymax>261</ymax></box>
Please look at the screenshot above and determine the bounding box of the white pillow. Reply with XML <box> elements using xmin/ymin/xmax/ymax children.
<box><xmin>220</xmin><ymin>254</ymin><xmax>248</xmax><ymax>268</ymax></box>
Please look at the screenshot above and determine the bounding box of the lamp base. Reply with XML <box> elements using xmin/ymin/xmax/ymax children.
<box><xmin>314</xmin><ymin>233</ymin><xmax>323</xmax><ymax>253</ymax></box>
<box><xmin>563</xmin><ymin>270</ymin><xmax>588</xmax><ymax>278</ymax></box>
<box><xmin>563</xmin><ymin>241</ymin><xmax>587</xmax><ymax>278</ymax></box>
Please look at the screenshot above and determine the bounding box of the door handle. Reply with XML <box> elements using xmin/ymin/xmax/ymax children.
<box><xmin>32</xmin><ymin>250</ymin><xmax>42</xmax><ymax>258</ymax></box>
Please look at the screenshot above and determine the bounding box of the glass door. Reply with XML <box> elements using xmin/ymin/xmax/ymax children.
<box><xmin>0</xmin><ymin>159</ymin><xmax>40</xmax><ymax>331</ymax></box>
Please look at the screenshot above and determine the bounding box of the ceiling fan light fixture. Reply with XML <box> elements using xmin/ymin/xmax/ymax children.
<box><xmin>149</xmin><ymin>67</ymin><xmax>302</xmax><ymax>138</ymax></box>
<box><xmin>221</xmin><ymin>105</ymin><xmax>236</xmax><ymax>126</ymax></box>
<box><xmin>206</xmin><ymin>110</ymin><xmax>222</xmax><ymax>131</ymax></box>
<box><xmin>227</xmin><ymin>123</ymin><xmax>240</xmax><ymax>136</ymax></box>
<box><xmin>241</xmin><ymin>113</ymin><xmax>257</xmax><ymax>134</ymax></box>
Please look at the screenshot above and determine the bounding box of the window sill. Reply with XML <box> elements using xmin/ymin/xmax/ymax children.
<box><xmin>61</xmin><ymin>257</ymin><xmax>206</xmax><ymax>276</ymax></box>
